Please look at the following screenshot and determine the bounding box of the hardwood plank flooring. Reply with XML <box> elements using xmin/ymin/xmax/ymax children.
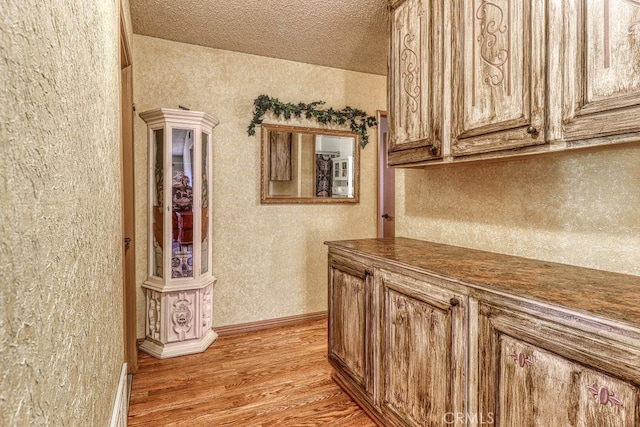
<box><xmin>128</xmin><ymin>318</ymin><xmax>375</xmax><ymax>426</ymax></box>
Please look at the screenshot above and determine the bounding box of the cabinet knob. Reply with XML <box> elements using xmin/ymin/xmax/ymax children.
<box><xmin>449</xmin><ymin>298</ymin><xmax>460</xmax><ymax>307</ymax></box>
<box><xmin>526</xmin><ymin>126</ymin><xmax>539</xmax><ymax>137</ymax></box>
<box><xmin>364</xmin><ymin>268</ymin><xmax>373</xmax><ymax>277</ymax></box>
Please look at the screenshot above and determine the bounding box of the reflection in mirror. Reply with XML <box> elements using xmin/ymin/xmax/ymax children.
<box><xmin>261</xmin><ymin>124</ymin><xmax>360</xmax><ymax>204</ymax></box>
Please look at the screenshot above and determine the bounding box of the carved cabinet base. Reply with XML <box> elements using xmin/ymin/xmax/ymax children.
<box><xmin>139</xmin><ymin>279</ymin><xmax>217</xmax><ymax>359</ymax></box>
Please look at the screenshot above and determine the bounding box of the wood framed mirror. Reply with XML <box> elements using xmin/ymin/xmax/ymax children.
<box><xmin>260</xmin><ymin>124</ymin><xmax>360</xmax><ymax>204</ymax></box>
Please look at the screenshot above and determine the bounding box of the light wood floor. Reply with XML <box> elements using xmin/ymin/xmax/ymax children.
<box><xmin>128</xmin><ymin>318</ymin><xmax>375</xmax><ymax>426</ymax></box>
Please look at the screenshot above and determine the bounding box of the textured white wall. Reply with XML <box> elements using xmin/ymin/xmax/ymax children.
<box><xmin>133</xmin><ymin>35</ymin><xmax>387</xmax><ymax>333</ymax></box>
<box><xmin>1</xmin><ymin>1</ymin><xmax>124</xmax><ymax>425</ymax></box>
<box><xmin>397</xmin><ymin>147</ymin><xmax>640</xmax><ymax>276</ymax></box>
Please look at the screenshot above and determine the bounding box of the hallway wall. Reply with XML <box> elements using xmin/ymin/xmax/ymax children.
<box><xmin>1</xmin><ymin>1</ymin><xmax>125</xmax><ymax>424</ymax></box>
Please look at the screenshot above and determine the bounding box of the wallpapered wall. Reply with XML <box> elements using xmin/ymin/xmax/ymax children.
<box><xmin>396</xmin><ymin>146</ymin><xmax>640</xmax><ymax>276</ymax></box>
<box><xmin>1</xmin><ymin>1</ymin><xmax>124</xmax><ymax>425</ymax></box>
<box><xmin>133</xmin><ymin>35</ymin><xmax>387</xmax><ymax>334</ymax></box>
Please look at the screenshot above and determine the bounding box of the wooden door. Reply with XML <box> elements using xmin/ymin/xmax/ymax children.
<box><xmin>120</xmin><ymin>12</ymin><xmax>137</xmax><ymax>373</ymax></box>
<box><xmin>560</xmin><ymin>0</ymin><xmax>640</xmax><ymax>142</ymax></box>
<box><xmin>451</xmin><ymin>0</ymin><xmax>546</xmax><ymax>156</ymax></box>
<box><xmin>377</xmin><ymin>112</ymin><xmax>395</xmax><ymax>238</ymax></box>
<box><xmin>379</xmin><ymin>270</ymin><xmax>466</xmax><ymax>426</ymax></box>
<box><xmin>478</xmin><ymin>302</ymin><xmax>640</xmax><ymax>426</ymax></box>
<box><xmin>328</xmin><ymin>256</ymin><xmax>374</xmax><ymax>400</ymax></box>
<box><xmin>388</xmin><ymin>0</ymin><xmax>443</xmax><ymax>165</ymax></box>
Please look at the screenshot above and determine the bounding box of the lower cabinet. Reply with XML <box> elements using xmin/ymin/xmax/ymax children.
<box><xmin>378</xmin><ymin>270</ymin><xmax>467</xmax><ymax>427</ymax></box>
<box><xmin>477</xmin><ymin>301</ymin><xmax>640</xmax><ymax>427</ymax></box>
<box><xmin>328</xmin><ymin>254</ymin><xmax>374</xmax><ymax>403</ymax></box>
<box><xmin>326</xmin><ymin>246</ymin><xmax>640</xmax><ymax>427</ymax></box>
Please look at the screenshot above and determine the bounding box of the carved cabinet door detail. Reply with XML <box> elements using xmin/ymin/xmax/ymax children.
<box><xmin>379</xmin><ymin>270</ymin><xmax>466</xmax><ymax>426</ymax></box>
<box><xmin>478</xmin><ymin>303</ymin><xmax>639</xmax><ymax>427</ymax></box>
<box><xmin>561</xmin><ymin>0</ymin><xmax>640</xmax><ymax>142</ymax></box>
<box><xmin>388</xmin><ymin>0</ymin><xmax>443</xmax><ymax>165</ymax></box>
<box><xmin>451</xmin><ymin>0</ymin><xmax>546</xmax><ymax>156</ymax></box>
<box><xmin>328</xmin><ymin>257</ymin><xmax>373</xmax><ymax>398</ymax></box>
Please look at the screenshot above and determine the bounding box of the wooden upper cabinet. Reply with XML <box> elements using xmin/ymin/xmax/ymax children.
<box><xmin>561</xmin><ymin>0</ymin><xmax>640</xmax><ymax>143</ymax></box>
<box><xmin>451</xmin><ymin>0</ymin><xmax>547</xmax><ymax>156</ymax></box>
<box><xmin>388</xmin><ymin>0</ymin><xmax>443</xmax><ymax>165</ymax></box>
<box><xmin>386</xmin><ymin>0</ymin><xmax>640</xmax><ymax>166</ymax></box>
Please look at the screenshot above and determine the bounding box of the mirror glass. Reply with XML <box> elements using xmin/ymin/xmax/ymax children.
<box><xmin>261</xmin><ymin>124</ymin><xmax>360</xmax><ymax>204</ymax></box>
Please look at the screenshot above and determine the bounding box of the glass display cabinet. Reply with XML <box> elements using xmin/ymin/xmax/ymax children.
<box><xmin>139</xmin><ymin>108</ymin><xmax>219</xmax><ymax>358</ymax></box>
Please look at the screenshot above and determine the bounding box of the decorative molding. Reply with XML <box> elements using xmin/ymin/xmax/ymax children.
<box><xmin>604</xmin><ymin>0</ymin><xmax>611</xmax><ymax>68</ymax></box>
<box><xmin>624</xmin><ymin>0</ymin><xmax>640</xmax><ymax>43</ymax></box>
<box><xmin>401</xmin><ymin>33</ymin><xmax>421</xmax><ymax>114</ymax></box>
<box><xmin>147</xmin><ymin>291</ymin><xmax>161</xmax><ymax>341</ymax></box>
<box><xmin>622</xmin><ymin>0</ymin><xmax>640</xmax><ymax>34</ymax></box>
<box><xmin>587</xmin><ymin>383</ymin><xmax>624</xmax><ymax>407</ymax></box>
<box><xmin>216</xmin><ymin>311</ymin><xmax>328</xmax><ymax>336</ymax></box>
<box><xmin>140</xmin><ymin>281</ymin><xmax>218</xmax><ymax>358</ymax></box>
<box><xmin>424</xmin><ymin>311</ymin><xmax>438</xmax><ymax>326</ymax></box>
<box><xmin>202</xmin><ymin>284</ymin><xmax>212</xmax><ymax>329</ymax></box>
<box><xmin>109</xmin><ymin>363</ymin><xmax>128</xmax><ymax>427</ymax></box>
<box><xmin>604</xmin><ymin>0</ymin><xmax>640</xmax><ymax>68</ymax></box>
<box><xmin>353</xmin><ymin>281</ymin><xmax>362</xmax><ymax>294</ymax></box>
<box><xmin>510</xmin><ymin>351</ymin><xmax>534</xmax><ymax>368</ymax></box>
<box><xmin>475</xmin><ymin>0</ymin><xmax>511</xmax><ymax>93</ymax></box>
<box><xmin>139</xmin><ymin>329</ymin><xmax>218</xmax><ymax>359</ymax></box>
<box><xmin>171</xmin><ymin>293</ymin><xmax>193</xmax><ymax>340</ymax></box>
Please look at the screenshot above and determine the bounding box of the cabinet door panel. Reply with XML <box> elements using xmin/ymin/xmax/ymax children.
<box><xmin>380</xmin><ymin>271</ymin><xmax>466</xmax><ymax>426</ymax></box>
<box><xmin>328</xmin><ymin>258</ymin><xmax>372</xmax><ymax>396</ymax></box>
<box><xmin>562</xmin><ymin>0</ymin><xmax>640</xmax><ymax>141</ymax></box>
<box><xmin>388</xmin><ymin>0</ymin><xmax>442</xmax><ymax>164</ymax></box>
<box><xmin>452</xmin><ymin>0</ymin><xmax>546</xmax><ymax>156</ymax></box>
<box><xmin>479</xmin><ymin>303</ymin><xmax>640</xmax><ymax>427</ymax></box>
<box><xmin>498</xmin><ymin>336</ymin><xmax>638</xmax><ymax>427</ymax></box>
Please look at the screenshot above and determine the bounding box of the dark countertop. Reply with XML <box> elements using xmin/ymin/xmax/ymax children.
<box><xmin>326</xmin><ymin>237</ymin><xmax>640</xmax><ymax>328</ymax></box>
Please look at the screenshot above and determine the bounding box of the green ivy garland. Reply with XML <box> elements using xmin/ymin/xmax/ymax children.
<box><xmin>247</xmin><ymin>95</ymin><xmax>378</xmax><ymax>148</ymax></box>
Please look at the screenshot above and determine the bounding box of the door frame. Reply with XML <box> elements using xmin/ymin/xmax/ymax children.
<box><xmin>376</xmin><ymin>111</ymin><xmax>394</xmax><ymax>238</ymax></box>
<box><xmin>119</xmin><ymin>5</ymin><xmax>137</xmax><ymax>373</ymax></box>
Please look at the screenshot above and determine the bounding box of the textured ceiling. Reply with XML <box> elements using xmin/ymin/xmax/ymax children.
<box><xmin>130</xmin><ymin>0</ymin><xmax>389</xmax><ymax>75</ymax></box>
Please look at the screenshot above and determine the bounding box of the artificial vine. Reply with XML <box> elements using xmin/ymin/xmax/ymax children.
<box><xmin>247</xmin><ymin>95</ymin><xmax>378</xmax><ymax>148</ymax></box>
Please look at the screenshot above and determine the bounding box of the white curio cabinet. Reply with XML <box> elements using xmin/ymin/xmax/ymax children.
<box><xmin>331</xmin><ymin>156</ymin><xmax>354</xmax><ymax>197</ymax></box>
<box><xmin>139</xmin><ymin>108</ymin><xmax>219</xmax><ymax>358</ymax></box>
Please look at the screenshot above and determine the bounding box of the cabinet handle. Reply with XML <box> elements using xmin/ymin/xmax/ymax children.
<box><xmin>587</xmin><ymin>383</ymin><xmax>624</xmax><ymax>407</ymax></box>
<box><xmin>449</xmin><ymin>298</ymin><xmax>460</xmax><ymax>307</ymax></box>
<box><xmin>526</xmin><ymin>126</ymin><xmax>539</xmax><ymax>137</ymax></box>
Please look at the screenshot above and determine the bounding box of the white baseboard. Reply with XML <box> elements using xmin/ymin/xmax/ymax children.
<box><xmin>110</xmin><ymin>363</ymin><xmax>128</xmax><ymax>427</ymax></box>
